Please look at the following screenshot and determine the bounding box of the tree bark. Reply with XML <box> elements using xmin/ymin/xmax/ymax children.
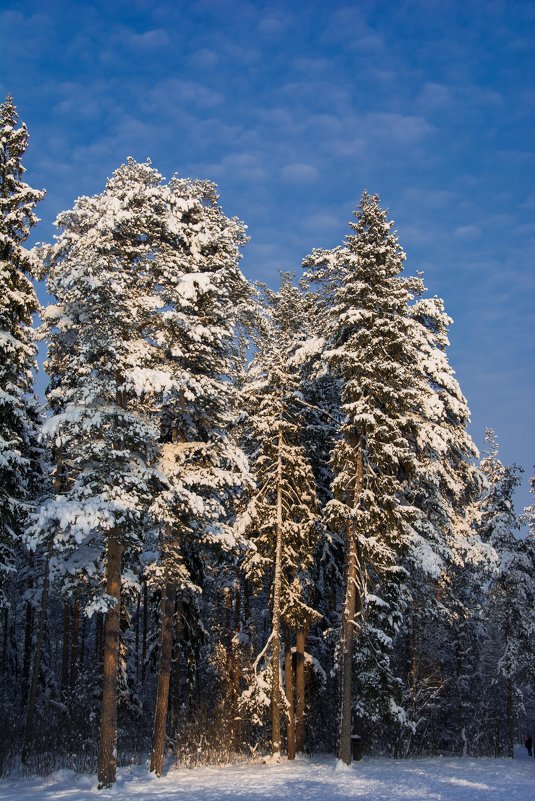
<box><xmin>224</xmin><ymin>588</ymin><xmax>233</xmax><ymax>702</ymax></box>
<box><xmin>95</xmin><ymin>613</ymin><xmax>104</xmax><ymax>663</ymax></box>
<box><xmin>135</xmin><ymin>590</ymin><xmax>141</xmax><ymax>679</ymax></box>
<box><xmin>22</xmin><ymin>597</ymin><xmax>34</xmax><ymax>705</ymax></box>
<box><xmin>150</xmin><ymin>582</ymin><xmax>176</xmax><ymax>776</ymax></box>
<box><xmin>284</xmin><ymin>622</ymin><xmax>296</xmax><ymax>760</ymax></box>
<box><xmin>295</xmin><ymin>625</ymin><xmax>307</xmax><ymax>753</ymax></box>
<box><xmin>231</xmin><ymin>584</ymin><xmax>242</xmax><ymax>748</ymax></box>
<box><xmin>61</xmin><ymin>602</ymin><xmax>71</xmax><ymax>693</ymax></box>
<box><xmin>338</xmin><ymin>444</ymin><xmax>364</xmax><ymax>765</ymax></box>
<box><xmin>169</xmin><ymin>595</ymin><xmax>182</xmax><ymax>742</ymax></box>
<box><xmin>70</xmin><ymin>600</ymin><xmax>80</xmax><ymax>692</ymax></box>
<box><xmin>506</xmin><ymin>677</ymin><xmax>514</xmax><ymax>758</ymax></box>
<box><xmin>142</xmin><ymin>581</ymin><xmax>148</xmax><ymax>682</ymax></box>
<box><xmin>80</xmin><ymin>615</ymin><xmax>87</xmax><ymax>669</ymax></box>
<box><xmin>22</xmin><ymin>555</ymin><xmax>50</xmax><ymax>764</ymax></box>
<box><xmin>97</xmin><ymin>536</ymin><xmax>123</xmax><ymax>788</ymax></box>
<box><xmin>271</xmin><ymin>428</ymin><xmax>284</xmax><ymax>761</ymax></box>
<box><xmin>2</xmin><ymin>608</ymin><xmax>8</xmax><ymax>667</ymax></box>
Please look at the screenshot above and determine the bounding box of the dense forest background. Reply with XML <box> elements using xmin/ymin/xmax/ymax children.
<box><xmin>1</xmin><ymin>96</ymin><xmax>534</xmax><ymax>788</ymax></box>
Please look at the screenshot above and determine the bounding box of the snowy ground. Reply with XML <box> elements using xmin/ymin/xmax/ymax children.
<box><xmin>2</xmin><ymin>750</ymin><xmax>533</xmax><ymax>801</ymax></box>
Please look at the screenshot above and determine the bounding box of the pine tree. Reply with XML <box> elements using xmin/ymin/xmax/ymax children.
<box><xmin>478</xmin><ymin>430</ymin><xmax>534</xmax><ymax>757</ymax></box>
<box><xmin>146</xmin><ymin>176</ymin><xmax>250</xmax><ymax>776</ymax></box>
<box><xmin>241</xmin><ymin>277</ymin><xmax>320</xmax><ymax>760</ymax></box>
<box><xmin>304</xmin><ymin>192</ymin><xmax>427</xmax><ymax>763</ymax></box>
<box><xmin>33</xmin><ymin>160</ymin><xmax>180</xmax><ymax>787</ymax></box>
<box><xmin>0</xmin><ymin>96</ymin><xmax>44</xmax><ymax>610</ymax></box>
<box><xmin>397</xmin><ymin>285</ymin><xmax>487</xmax><ymax>756</ymax></box>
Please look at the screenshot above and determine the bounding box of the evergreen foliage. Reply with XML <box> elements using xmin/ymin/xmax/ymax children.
<box><xmin>0</xmin><ymin>112</ymin><xmax>531</xmax><ymax>779</ymax></box>
<box><xmin>0</xmin><ymin>96</ymin><xmax>45</xmax><ymax>609</ymax></box>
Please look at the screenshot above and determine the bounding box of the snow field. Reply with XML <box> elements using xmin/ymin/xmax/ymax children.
<box><xmin>2</xmin><ymin>753</ymin><xmax>534</xmax><ymax>801</ymax></box>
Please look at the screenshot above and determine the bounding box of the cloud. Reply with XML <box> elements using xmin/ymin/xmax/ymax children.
<box><xmin>116</xmin><ymin>27</ymin><xmax>171</xmax><ymax>49</ymax></box>
<box><xmin>293</xmin><ymin>57</ymin><xmax>332</xmax><ymax>74</ymax></box>
<box><xmin>144</xmin><ymin>78</ymin><xmax>225</xmax><ymax>110</ymax></box>
<box><xmin>257</xmin><ymin>11</ymin><xmax>291</xmax><ymax>36</ymax></box>
<box><xmin>280</xmin><ymin>163</ymin><xmax>319</xmax><ymax>183</ymax></box>
<box><xmin>454</xmin><ymin>225</ymin><xmax>482</xmax><ymax>240</ymax></box>
<box><xmin>186</xmin><ymin>48</ymin><xmax>219</xmax><ymax>69</ymax></box>
<box><xmin>366</xmin><ymin>112</ymin><xmax>435</xmax><ymax>145</ymax></box>
<box><xmin>195</xmin><ymin>152</ymin><xmax>268</xmax><ymax>183</ymax></box>
<box><xmin>403</xmin><ymin>188</ymin><xmax>457</xmax><ymax>208</ymax></box>
<box><xmin>418</xmin><ymin>82</ymin><xmax>454</xmax><ymax>111</ymax></box>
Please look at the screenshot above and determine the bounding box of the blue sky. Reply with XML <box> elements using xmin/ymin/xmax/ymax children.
<box><xmin>1</xmin><ymin>0</ymin><xmax>534</xmax><ymax>510</ymax></box>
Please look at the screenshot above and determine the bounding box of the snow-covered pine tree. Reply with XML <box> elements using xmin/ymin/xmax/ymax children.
<box><xmin>478</xmin><ymin>430</ymin><xmax>534</xmax><ymax>757</ymax></box>
<box><xmin>396</xmin><ymin>285</ymin><xmax>489</xmax><ymax>756</ymax></box>
<box><xmin>0</xmin><ymin>96</ymin><xmax>45</xmax><ymax>612</ymax></box>
<box><xmin>241</xmin><ymin>276</ymin><xmax>320</xmax><ymax>760</ymax></box>
<box><xmin>525</xmin><ymin>473</ymin><xmax>535</xmax><ymax>538</ymax></box>
<box><xmin>146</xmin><ymin>177</ymin><xmax>250</xmax><ymax>776</ymax></box>
<box><xmin>291</xmin><ymin>284</ymin><xmax>343</xmax><ymax>754</ymax></box>
<box><xmin>303</xmin><ymin>192</ymin><xmax>425</xmax><ymax>763</ymax></box>
<box><xmin>33</xmin><ymin>160</ymin><xmax>183</xmax><ymax>787</ymax></box>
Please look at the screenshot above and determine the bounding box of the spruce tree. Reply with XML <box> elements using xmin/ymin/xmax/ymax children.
<box><xmin>304</xmin><ymin>192</ymin><xmax>428</xmax><ymax>762</ymax></box>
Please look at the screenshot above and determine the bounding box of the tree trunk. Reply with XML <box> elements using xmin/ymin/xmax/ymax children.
<box><xmin>135</xmin><ymin>590</ymin><xmax>141</xmax><ymax>679</ymax></box>
<box><xmin>80</xmin><ymin>615</ymin><xmax>87</xmax><ymax>668</ymax></box>
<box><xmin>224</xmin><ymin>588</ymin><xmax>233</xmax><ymax>703</ymax></box>
<box><xmin>505</xmin><ymin>614</ymin><xmax>514</xmax><ymax>758</ymax></box>
<box><xmin>232</xmin><ymin>585</ymin><xmax>242</xmax><ymax>748</ymax></box>
<box><xmin>22</xmin><ymin>597</ymin><xmax>34</xmax><ymax>705</ymax></box>
<box><xmin>2</xmin><ymin>608</ymin><xmax>8</xmax><ymax>667</ymax></box>
<box><xmin>61</xmin><ymin>602</ymin><xmax>71</xmax><ymax>693</ymax></box>
<box><xmin>284</xmin><ymin>622</ymin><xmax>296</xmax><ymax>760</ymax></box>
<box><xmin>506</xmin><ymin>678</ymin><xmax>513</xmax><ymax>757</ymax></box>
<box><xmin>150</xmin><ymin>582</ymin><xmax>176</xmax><ymax>776</ymax></box>
<box><xmin>142</xmin><ymin>581</ymin><xmax>148</xmax><ymax>682</ymax></box>
<box><xmin>95</xmin><ymin>613</ymin><xmax>104</xmax><ymax>663</ymax></box>
<box><xmin>410</xmin><ymin>602</ymin><xmax>418</xmax><ymax>694</ymax></box>
<box><xmin>271</xmin><ymin>429</ymin><xmax>284</xmax><ymax>761</ymax></box>
<box><xmin>70</xmin><ymin>600</ymin><xmax>80</xmax><ymax>692</ymax></box>
<box><xmin>295</xmin><ymin>625</ymin><xmax>306</xmax><ymax>753</ymax></box>
<box><xmin>22</xmin><ymin>555</ymin><xmax>50</xmax><ymax>763</ymax></box>
<box><xmin>338</xmin><ymin>444</ymin><xmax>364</xmax><ymax>765</ymax></box>
<box><xmin>97</xmin><ymin>536</ymin><xmax>123</xmax><ymax>788</ymax></box>
<box><xmin>169</xmin><ymin>595</ymin><xmax>182</xmax><ymax>742</ymax></box>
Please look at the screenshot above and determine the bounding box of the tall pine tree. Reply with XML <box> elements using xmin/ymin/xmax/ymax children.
<box><xmin>0</xmin><ymin>96</ymin><xmax>44</xmax><ymax>611</ymax></box>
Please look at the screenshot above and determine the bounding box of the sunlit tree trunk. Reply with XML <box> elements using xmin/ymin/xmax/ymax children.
<box><xmin>271</xmin><ymin>428</ymin><xmax>284</xmax><ymax>761</ymax></box>
<box><xmin>97</xmin><ymin>536</ymin><xmax>123</xmax><ymax>788</ymax></box>
<box><xmin>295</xmin><ymin>625</ymin><xmax>306</xmax><ymax>753</ymax></box>
<box><xmin>338</xmin><ymin>444</ymin><xmax>364</xmax><ymax>765</ymax></box>
<box><xmin>284</xmin><ymin>622</ymin><xmax>296</xmax><ymax>759</ymax></box>
<box><xmin>150</xmin><ymin>581</ymin><xmax>176</xmax><ymax>776</ymax></box>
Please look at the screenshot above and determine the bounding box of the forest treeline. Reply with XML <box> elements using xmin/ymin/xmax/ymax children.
<box><xmin>1</xmin><ymin>96</ymin><xmax>534</xmax><ymax>787</ymax></box>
